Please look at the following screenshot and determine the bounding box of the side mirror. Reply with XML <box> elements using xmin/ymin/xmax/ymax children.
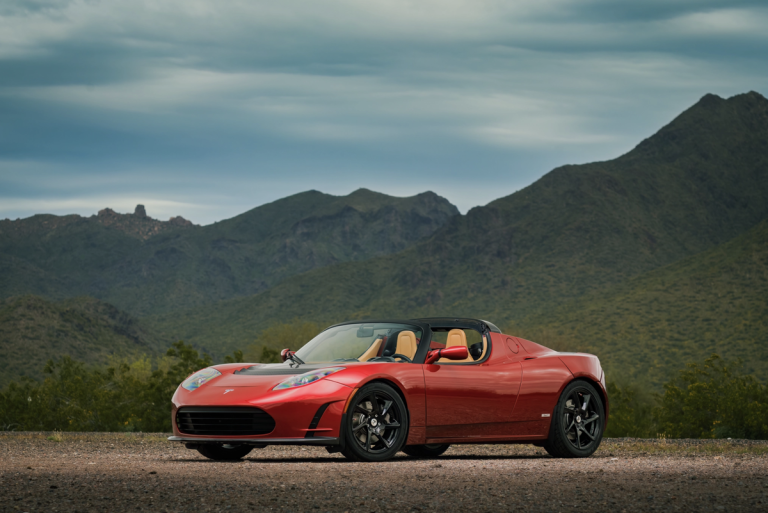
<box><xmin>425</xmin><ymin>346</ymin><xmax>469</xmax><ymax>364</ymax></box>
<box><xmin>280</xmin><ymin>348</ymin><xmax>292</xmax><ymax>362</ymax></box>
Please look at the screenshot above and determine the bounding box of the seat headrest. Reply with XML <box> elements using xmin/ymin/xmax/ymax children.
<box><xmin>396</xmin><ymin>331</ymin><xmax>418</xmax><ymax>359</ymax></box>
<box><xmin>446</xmin><ymin>329</ymin><xmax>468</xmax><ymax>349</ymax></box>
<box><xmin>438</xmin><ymin>329</ymin><xmax>474</xmax><ymax>363</ymax></box>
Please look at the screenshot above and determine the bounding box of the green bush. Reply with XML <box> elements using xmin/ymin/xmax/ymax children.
<box><xmin>0</xmin><ymin>341</ymin><xmax>221</xmax><ymax>432</ymax></box>
<box><xmin>655</xmin><ymin>354</ymin><xmax>768</xmax><ymax>439</ymax></box>
<box><xmin>604</xmin><ymin>381</ymin><xmax>656</xmax><ymax>438</ymax></box>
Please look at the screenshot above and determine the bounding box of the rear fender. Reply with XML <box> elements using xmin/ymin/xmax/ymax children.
<box><xmin>557</xmin><ymin>354</ymin><xmax>609</xmax><ymax>424</ymax></box>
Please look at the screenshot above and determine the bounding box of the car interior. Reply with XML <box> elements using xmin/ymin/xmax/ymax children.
<box><xmin>358</xmin><ymin>327</ymin><xmax>488</xmax><ymax>364</ymax></box>
<box><xmin>431</xmin><ymin>328</ymin><xmax>487</xmax><ymax>363</ymax></box>
<box><xmin>352</xmin><ymin>322</ymin><xmax>491</xmax><ymax>364</ymax></box>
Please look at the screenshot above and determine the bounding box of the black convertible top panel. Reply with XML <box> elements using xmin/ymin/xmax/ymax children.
<box><xmin>327</xmin><ymin>318</ymin><xmax>501</xmax><ymax>334</ymax></box>
<box><xmin>411</xmin><ymin>318</ymin><xmax>501</xmax><ymax>333</ymax></box>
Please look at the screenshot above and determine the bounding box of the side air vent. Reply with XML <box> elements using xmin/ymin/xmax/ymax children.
<box><xmin>176</xmin><ymin>407</ymin><xmax>275</xmax><ymax>436</ymax></box>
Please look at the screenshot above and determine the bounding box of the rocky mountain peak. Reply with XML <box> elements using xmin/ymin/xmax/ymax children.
<box><xmin>95</xmin><ymin>205</ymin><xmax>195</xmax><ymax>239</ymax></box>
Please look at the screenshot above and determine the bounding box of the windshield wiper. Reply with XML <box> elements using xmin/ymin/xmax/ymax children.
<box><xmin>286</xmin><ymin>352</ymin><xmax>305</xmax><ymax>365</ymax></box>
<box><xmin>280</xmin><ymin>348</ymin><xmax>305</xmax><ymax>366</ymax></box>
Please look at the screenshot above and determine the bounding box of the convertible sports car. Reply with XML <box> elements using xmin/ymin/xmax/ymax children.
<box><xmin>169</xmin><ymin>318</ymin><xmax>608</xmax><ymax>462</ymax></box>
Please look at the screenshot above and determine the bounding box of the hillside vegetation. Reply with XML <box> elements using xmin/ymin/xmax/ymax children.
<box><xmin>511</xmin><ymin>220</ymin><xmax>768</xmax><ymax>387</ymax></box>
<box><xmin>0</xmin><ymin>189</ymin><xmax>458</xmax><ymax>316</ymax></box>
<box><xmin>0</xmin><ymin>296</ymin><xmax>166</xmax><ymax>388</ymax></box>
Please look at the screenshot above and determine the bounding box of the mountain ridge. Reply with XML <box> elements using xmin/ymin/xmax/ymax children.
<box><xmin>146</xmin><ymin>91</ymin><xmax>768</xmax><ymax>355</ymax></box>
<box><xmin>0</xmin><ymin>189</ymin><xmax>460</xmax><ymax>315</ymax></box>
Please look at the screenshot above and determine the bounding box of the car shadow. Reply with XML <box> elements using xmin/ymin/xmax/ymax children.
<box><xmin>170</xmin><ymin>454</ymin><xmax>554</xmax><ymax>464</ymax></box>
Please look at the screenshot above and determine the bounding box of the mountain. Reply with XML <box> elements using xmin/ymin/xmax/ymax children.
<box><xmin>0</xmin><ymin>189</ymin><xmax>459</xmax><ymax>316</ymax></box>
<box><xmin>510</xmin><ymin>219</ymin><xmax>768</xmax><ymax>387</ymax></box>
<box><xmin>147</xmin><ymin>91</ymin><xmax>768</xmax><ymax>357</ymax></box>
<box><xmin>0</xmin><ymin>295</ymin><xmax>166</xmax><ymax>388</ymax></box>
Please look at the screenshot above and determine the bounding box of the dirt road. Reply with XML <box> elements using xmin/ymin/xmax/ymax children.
<box><xmin>1</xmin><ymin>433</ymin><xmax>766</xmax><ymax>512</ymax></box>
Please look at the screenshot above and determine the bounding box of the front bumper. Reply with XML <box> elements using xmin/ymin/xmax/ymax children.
<box><xmin>170</xmin><ymin>377</ymin><xmax>354</xmax><ymax>442</ymax></box>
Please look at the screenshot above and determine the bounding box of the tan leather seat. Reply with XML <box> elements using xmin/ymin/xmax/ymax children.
<box><xmin>478</xmin><ymin>335</ymin><xmax>488</xmax><ymax>360</ymax></box>
<box><xmin>438</xmin><ymin>329</ymin><xmax>474</xmax><ymax>363</ymax></box>
<box><xmin>395</xmin><ymin>331</ymin><xmax>418</xmax><ymax>360</ymax></box>
<box><xmin>359</xmin><ymin>338</ymin><xmax>383</xmax><ymax>361</ymax></box>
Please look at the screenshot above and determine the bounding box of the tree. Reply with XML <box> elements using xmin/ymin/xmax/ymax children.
<box><xmin>604</xmin><ymin>381</ymin><xmax>655</xmax><ymax>438</ymax></box>
<box><xmin>656</xmin><ymin>354</ymin><xmax>768</xmax><ymax>439</ymax></box>
<box><xmin>136</xmin><ymin>341</ymin><xmax>213</xmax><ymax>431</ymax></box>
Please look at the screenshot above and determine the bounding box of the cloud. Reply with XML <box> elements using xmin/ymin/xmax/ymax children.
<box><xmin>0</xmin><ymin>0</ymin><xmax>766</xmax><ymax>224</ymax></box>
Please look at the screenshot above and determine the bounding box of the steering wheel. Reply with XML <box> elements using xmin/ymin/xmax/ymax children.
<box><xmin>391</xmin><ymin>353</ymin><xmax>412</xmax><ymax>363</ymax></box>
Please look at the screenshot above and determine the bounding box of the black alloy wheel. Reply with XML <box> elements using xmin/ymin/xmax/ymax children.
<box><xmin>401</xmin><ymin>443</ymin><xmax>450</xmax><ymax>458</ymax></box>
<box><xmin>196</xmin><ymin>443</ymin><xmax>253</xmax><ymax>461</ymax></box>
<box><xmin>543</xmin><ymin>380</ymin><xmax>604</xmax><ymax>458</ymax></box>
<box><xmin>342</xmin><ymin>383</ymin><xmax>408</xmax><ymax>462</ymax></box>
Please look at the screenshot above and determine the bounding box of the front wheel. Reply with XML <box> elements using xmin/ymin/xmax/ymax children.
<box><xmin>197</xmin><ymin>444</ymin><xmax>253</xmax><ymax>461</ymax></box>
<box><xmin>341</xmin><ymin>383</ymin><xmax>408</xmax><ymax>462</ymax></box>
<box><xmin>402</xmin><ymin>444</ymin><xmax>450</xmax><ymax>458</ymax></box>
<box><xmin>543</xmin><ymin>380</ymin><xmax>604</xmax><ymax>458</ymax></box>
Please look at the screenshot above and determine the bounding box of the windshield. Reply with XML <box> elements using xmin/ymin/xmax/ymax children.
<box><xmin>294</xmin><ymin>323</ymin><xmax>424</xmax><ymax>363</ymax></box>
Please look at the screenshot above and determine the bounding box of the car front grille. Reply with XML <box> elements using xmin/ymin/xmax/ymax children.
<box><xmin>176</xmin><ymin>407</ymin><xmax>276</xmax><ymax>436</ymax></box>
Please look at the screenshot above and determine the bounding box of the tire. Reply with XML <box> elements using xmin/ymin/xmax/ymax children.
<box><xmin>402</xmin><ymin>444</ymin><xmax>450</xmax><ymax>458</ymax></box>
<box><xmin>341</xmin><ymin>382</ymin><xmax>408</xmax><ymax>462</ymax></box>
<box><xmin>544</xmin><ymin>380</ymin><xmax>604</xmax><ymax>458</ymax></box>
<box><xmin>196</xmin><ymin>444</ymin><xmax>253</xmax><ymax>461</ymax></box>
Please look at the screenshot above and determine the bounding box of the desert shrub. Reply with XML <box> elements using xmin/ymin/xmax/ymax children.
<box><xmin>0</xmin><ymin>341</ymin><xmax>226</xmax><ymax>432</ymax></box>
<box><xmin>655</xmin><ymin>354</ymin><xmax>768</xmax><ymax>439</ymax></box>
<box><xmin>604</xmin><ymin>381</ymin><xmax>656</xmax><ymax>438</ymax></box>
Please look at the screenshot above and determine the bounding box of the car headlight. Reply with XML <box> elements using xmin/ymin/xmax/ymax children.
<box><xmin>273</xmin><ymin>367</ymin><xmax>345</xmax><ymax>390</ymax></box>
<box><xmin>181</xmin><ymin>368</ymin><xmax>222</xmax><ymax>391</ymax></box>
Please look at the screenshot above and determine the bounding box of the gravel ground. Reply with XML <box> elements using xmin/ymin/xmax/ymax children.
<box><xmin>2</xmin><ymin>433</ymin><xmax>767</xmax><ymax>512</ymax></box>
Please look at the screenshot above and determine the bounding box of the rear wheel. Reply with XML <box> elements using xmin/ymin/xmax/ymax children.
<box><xmin>196</xmin><ymin>444</ymin><xmax>253</xmax><ymax>461</ymax></box>
<box><xmin>402</xmin><ymin>444</ymin><xmax>450</xmax><ymax>458</ymax></box>
<box><xmin>543</xmin><ymin>381</ymin><xmax>604</xmax><ymax>458</ymax></box>
<box><xmin>341</xmin><ymin>383</ymin><xmax>408</xmax><ymax>462</ymax></box>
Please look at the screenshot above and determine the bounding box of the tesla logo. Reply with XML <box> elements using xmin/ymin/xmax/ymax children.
<box><xmin>223</xmin><ymin>389</ymin><xmax>234</xmax><ymax>394</ymax></box>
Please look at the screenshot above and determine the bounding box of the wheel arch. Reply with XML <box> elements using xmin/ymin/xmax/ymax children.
<box><xmin>364</xmin><ymin>378</ymin><xmax>409</xmax><ymax>411</ymax></box>
<box><xmin>558</xmin><ymin>354</ymin><xmax>609</xmax><ymax>423</ymax></box>
<box><xmin>568</xmin><ymin>376</ymin><xmax>609</xmax><ymax>429</ymax></box>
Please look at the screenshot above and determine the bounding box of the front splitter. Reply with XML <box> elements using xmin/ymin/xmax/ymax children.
<box><xmin>168</xmin><ymin>436</ymin><xmax>338</xmax><ymax>446</ymax></box>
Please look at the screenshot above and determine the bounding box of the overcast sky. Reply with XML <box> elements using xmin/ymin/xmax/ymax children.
<box><xmin>1</xmin><ymin>0</ymin><xmax>766</xmax><ymax>224</ymax></box>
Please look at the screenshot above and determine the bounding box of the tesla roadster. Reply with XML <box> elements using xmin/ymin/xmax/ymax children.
<box><xmin>169</xmin><ymin>318</ymin><xmax>608</xmax><ymax>461</ymax></box>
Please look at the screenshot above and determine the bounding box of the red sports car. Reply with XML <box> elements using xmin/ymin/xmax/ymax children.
<box><xmin>169</xmin><ymin>318</ymin><xmax>608</xmax><ymax>461</ymax></box>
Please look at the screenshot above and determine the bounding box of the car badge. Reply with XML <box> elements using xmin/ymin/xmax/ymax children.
<box><xmin>223</xmin><ymin>389</ymin><xmax>235</xmax><ymax>394</ymax></box>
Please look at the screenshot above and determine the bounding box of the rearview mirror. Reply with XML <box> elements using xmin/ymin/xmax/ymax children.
<box><xmin>425</xmin><ymin>346</ymin><xmax>469</xmax><ymax>364</ymax></box>
<box><xmin>280</xmin><ymin>348</ymin><xmax>292</xmax><ymax>362</ymax></box>
<box><xmin>356</xmin><ymin>324</ymin><xmax>374</xmax><ymax>338</ymax></box>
